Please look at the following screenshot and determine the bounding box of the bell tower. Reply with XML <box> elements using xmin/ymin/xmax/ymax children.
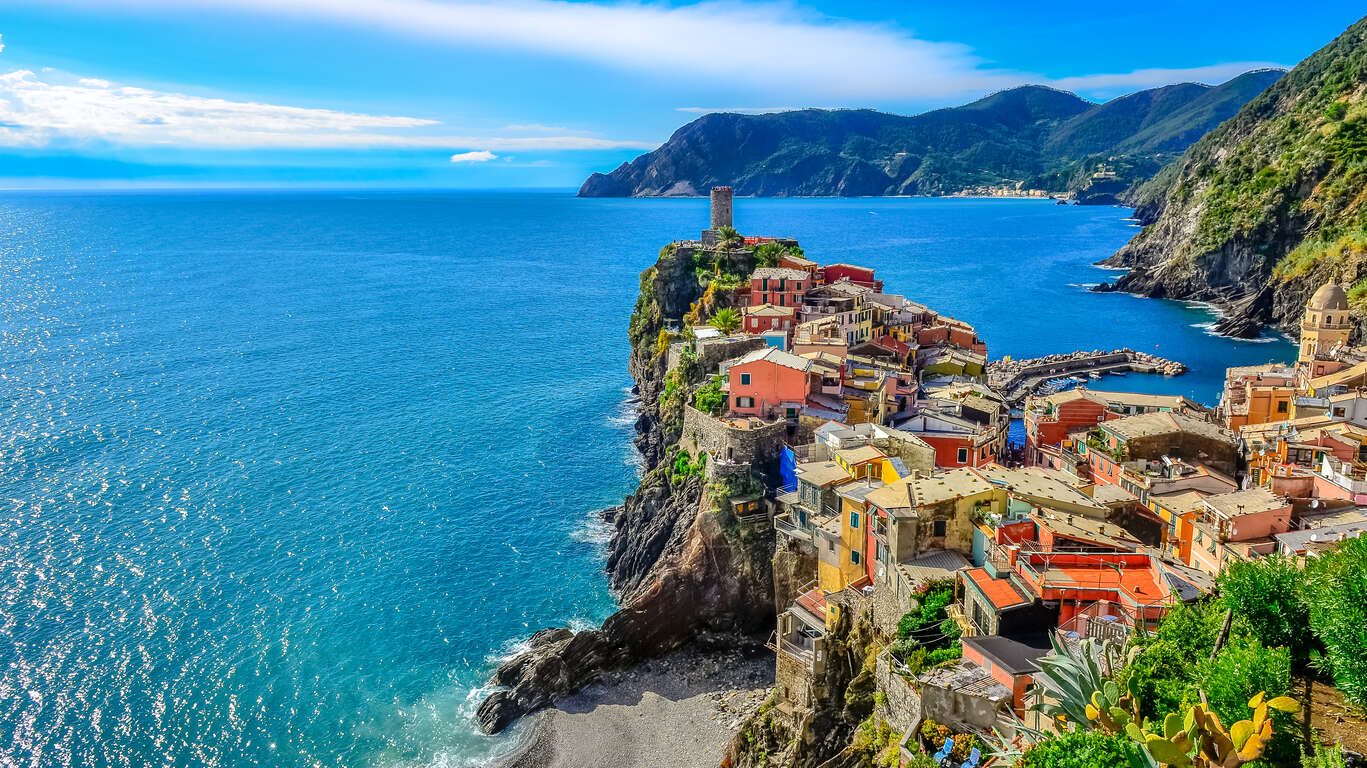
<box><xmin>1300</xmin><ymin>282</ymin><xmax>1352</xmax><ymax>365</ymax></box>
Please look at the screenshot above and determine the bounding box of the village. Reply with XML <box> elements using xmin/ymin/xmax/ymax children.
<box><xmin>660</xmin><ymin>188</ymin><xmax>1367</xmax><ymax>767</ymax></box>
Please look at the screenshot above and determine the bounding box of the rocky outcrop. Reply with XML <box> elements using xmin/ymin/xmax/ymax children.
<box><xmin>724</xmin><ymin>604</ymin><xmax>880</xmax><ymax>768</ymax></box>
<box><xmin>1095</xmin><ymin>16</ymin><xmax>1367</xmax><ymax>338</ymax></box>
<box><xmin>475</xmin><ymin>240</ymin><xmax>773</xmax><ymax>734</ymax></box>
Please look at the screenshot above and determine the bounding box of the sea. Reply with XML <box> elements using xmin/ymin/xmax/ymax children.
<box><xmin>0</xmin><ymin>191</ymin><xmax>1295</xmax><ymax>768</ymax></box>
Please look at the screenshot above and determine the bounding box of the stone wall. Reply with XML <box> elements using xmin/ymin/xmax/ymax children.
<box><xmin>697</xmin><ymin>335</ymin><xmax>766</xmax><ymax>374</ymax></box>
<box><xmin>681</xmin><ymin>405</ymin><xmax>787</xmax><ymax>469</ymax></box>
<box><xmin>775</xmin><ymin>650</ymin><xmax>814</xmax><ymax>715</ymax></box>
<box><xmin>869</xmin><ymin>577</ymin><xmax>911</xmax><ymax>638</ymax></box>
<box><xmin>875</xmin><ymin>650</ymin><xmax>921</xmax><ymax>734</ymax></box>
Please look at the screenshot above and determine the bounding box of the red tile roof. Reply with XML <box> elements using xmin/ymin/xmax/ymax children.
<box><xmin>962</xmin><ymin>567</ymin><xmax>1034</xmax><ymax>610</ymax></box>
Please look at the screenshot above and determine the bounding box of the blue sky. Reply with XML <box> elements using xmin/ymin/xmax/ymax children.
<box><xmin>0</xmin><ymin>0</ymin><xmax>1361</xmax><ymax>188</ymax></box>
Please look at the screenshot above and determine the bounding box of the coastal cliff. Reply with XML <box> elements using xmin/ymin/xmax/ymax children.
<box><xmin>578</xmin><ymin>73</ymin><xmax>1280</xmax><ymax>201</ymax></box>
<box><xmin>1097</xmin><ymin>15</ymin><xmax>1367</xmax><ymax>338</ymax></box>
<box><xmin>476</xmin><ymin>242</ymin><xmax>776</xmax><ymax>734</ymax></box>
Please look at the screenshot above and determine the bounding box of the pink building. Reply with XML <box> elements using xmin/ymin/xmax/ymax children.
<box><xmin>727</xmin><ymin>347</ymin><xmax>815</xmax><ymax>419</ymax></box>
<box><xmin>749</xmin><ymin>267</ymin><xmax>810</xmax><ymax>308</ymax></box>
<box><xmin>1203</xmin><ymin>488</ymin><xmax>1292</xmax><ymax>542</ymax></box>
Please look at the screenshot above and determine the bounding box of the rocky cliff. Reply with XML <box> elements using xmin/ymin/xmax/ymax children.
<box><xmin>1097</xmin><ymin>15</ymin><xmax>1367</xmax><ymax>338</ymax></box>
<box><xmin>723</xmin><ymin>602</ymin><xmax>881</xmax><ymax>768</ymax></box>
<box><xmin>578</xmin><ymin>73</ymin><xmax>1280</xmax><ymax>201</ymax></box>
<box><xmin>475</xmin><ymin>242</ymin><xmax>777</xmax><ymax>734</ymax></box>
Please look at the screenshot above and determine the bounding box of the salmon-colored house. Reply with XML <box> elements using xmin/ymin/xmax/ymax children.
<box><xmin>727</xmin><ymin>347</ymin><xmax>815</xmax><ymax>419</ymax></box>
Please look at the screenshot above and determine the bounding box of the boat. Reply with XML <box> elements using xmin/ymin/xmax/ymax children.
<box><xmin>1088</xmin><ymin>372</ymin><xmax>1101</xmax><ymax>380</ymax></box>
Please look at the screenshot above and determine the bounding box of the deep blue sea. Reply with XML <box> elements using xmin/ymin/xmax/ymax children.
<box><xmin>0</xmin><ymin>191</ymin><xmax>1294</xmax><ymax>768</ymax></box>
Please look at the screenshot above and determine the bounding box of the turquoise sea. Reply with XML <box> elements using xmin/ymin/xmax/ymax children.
<box><xmin>0</xmin><ymin>191</ymin><xmax>1294</xmax><ymax>768</ymax></box>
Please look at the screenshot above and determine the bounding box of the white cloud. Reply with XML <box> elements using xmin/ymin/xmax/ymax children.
<box><xmin>502</xmin><ymin>123</ymin><xmax>567</xmax><ymax>132</ymax></box>
<box><xmin>0</xmin><ymin>68</ymin><xmax>657</xmax><ymax>150</ymax></box>
<box><xmin>1053</xmin><ymin>63</ymin><xmax>1286</xmax><ymax>94</ymax></box>
<box><xmin>60</xmin><ymin>0</ymin><xmax>1287</xmax><ymax>103</ymax></box>
<box><xmin>676</xmin><ymin>106</ymin><xmax>803</xmax><ymax>114</ymax></box>
<box><xmin>449</xmin><ymin>149</ymin><xmax>496</xmax><ymax>162</ymax></box>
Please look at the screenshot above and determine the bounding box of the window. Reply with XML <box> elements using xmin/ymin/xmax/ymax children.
<box><xmin>740</xmin><ymin>373</ymin><xmax>751</xmax><ymax>386</ymax></box>
<box><xmin>1277</xmin><ymin>401</ymin><xmax>1288</xmax><ymax>413</ymax></box>
<box><xmin>850</xmin><ymin>550</ymin><xmax>861</xmax><ymax>565</ymax></box>
<box><xmin>1334</xmin><ymin>407</ymin><xmax>1346</xmax><ymax>418</ymax></box>
<box><xmin>736</xmin><ymin>396</ymin><xmax>754</xmax><ymax>408</ymax></box>
<box><xmin>956</xmin><ymin>447</ymin><xmax>968</xmax><ymax>464</ymax></box>
<box><xmin>850</xmin><ymin>511</ymin><xmax>860</xmax><ymax>529</ymax></box>
<box><xmin>933</xmin><ymin>519</ymin><xmax>947</xmax><ymax>537</ymax></box>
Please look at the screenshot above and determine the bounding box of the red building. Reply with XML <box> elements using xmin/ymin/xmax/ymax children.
<box><xmin>743</xmin><ymin>303</ymin><xmax>797</xmax><ymax>335</ymax></box>
<box><xmin>749</xmin><ymin>267</ymin><xmax>810</xmax><ymax>308</ymax></box>
<box><xmin>961</xmin><ymin>635</ymin><xmax>1048</xmax><ymax>717</ymax></box>
<box><xmin>821</xmin><ymin>263</ymin><xmax>883</xmax><ymax>292</ymax></box>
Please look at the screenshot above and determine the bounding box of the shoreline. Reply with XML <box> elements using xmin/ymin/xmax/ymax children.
<box><xmin>494</xmin><ymin>645</ymin><xmax>772</xmax><ymax>768</ymax></box>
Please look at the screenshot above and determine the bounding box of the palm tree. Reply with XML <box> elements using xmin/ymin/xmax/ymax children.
<box><xmin>712</xmin><ymin>307</ymin><xmax>741</xmax><ymax>335</ymax></box>
<box><xmin>716</xmin><ymin>225</ymin><xmax>743</xmax><ymax>249</ymax></box>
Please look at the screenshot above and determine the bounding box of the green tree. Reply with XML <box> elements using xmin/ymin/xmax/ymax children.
<box><xmin>1304</xmin><ymin>536</ymin><xmax>1367</xmax><ymax>707</ymax></box>
<box><xmin>1218</xmin><ymin>556</ymin><xmax>1313</xmax><ymax>667</ymax></box>
<box><xmin>711</xmin><ymin>307</ymin><xmax>741</xmax><ymax>335</ymax></box>
<box><xmin>1118</xmin><ymin>600</ymin><xmax>1230</xmax><ymax>720</ymax></box>
<box><xmin>715</xmin><ymin>225</ymin><xmax>743</xmax><ymax>249</ymax></box>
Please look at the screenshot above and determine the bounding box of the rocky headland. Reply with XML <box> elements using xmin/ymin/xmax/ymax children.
<box><xmin>475</xmin><ymin>242</ymin><xmax>777</xmax><ymax>736</ymax></box>
<box><xmin>578</xmin><ymin>72</ymin><xmax>1281</xmax><ymax>202</ymax></box>
<box><xmin>1095</xmin><ymin>15</ymin><xmax>1367</xmax><ymax>339</ymax></box>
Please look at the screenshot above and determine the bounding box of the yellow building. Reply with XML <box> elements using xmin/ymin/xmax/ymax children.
<box><xmin>1300</xmin><ymin>282</ymin><xmax>1353</xmax><ymax>373</ymax></box>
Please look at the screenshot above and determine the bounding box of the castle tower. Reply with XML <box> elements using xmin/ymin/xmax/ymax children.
<box><xmin>1299</xmin><ymin>281</ymin><xmax>1352</xmax><ymax>364</ymax></box>
<box><xmin>710</xmin><ymin>186</ymin><xmax>733</xmax><ymax>230</ymax></box>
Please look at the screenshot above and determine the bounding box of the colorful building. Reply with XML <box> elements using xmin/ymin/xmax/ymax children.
<box><xmin>749</xmin><ymin>267</ymin><xmax>811</xmax><ymax>308</ymax></box>
<box><xmin>727</xmin><ymin>347</ymin><xmax>816</xmax><ymax>420</ymax></box>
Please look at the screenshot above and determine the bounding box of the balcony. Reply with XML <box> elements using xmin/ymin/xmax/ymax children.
<box><xmin>774</xmin><ymin>512</ymin><xmax>814</xmax><ymax>544</ymax></box>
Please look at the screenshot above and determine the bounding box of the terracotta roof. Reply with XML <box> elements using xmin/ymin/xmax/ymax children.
<box><xmin>962</xmin><ymin>568</ymin><xmax>1034</xmax><ymax>610</ymax></box>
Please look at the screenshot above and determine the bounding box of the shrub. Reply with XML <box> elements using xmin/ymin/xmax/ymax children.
<box><xmin>692</xmin><ymin>375</ymin><xmax>726</xmax><ymax>416</ymax></box>
<box><xmin>1194</xmin><ymin>637</ymin><xmax>1292</xmax><ymax>728</ymax></box>
<box><xmin>1219</xmin><ymin>555</ymin><xmax>1313</xmax><ymax>667</ymax></box>
<box><xmin>711</xmin><ymin>307</ymin><xmax>741</xmax><ymax>335</ymax></box>
<box><xmin>1305</xmin><ymin>536</ymin><xmax>1367</xmax><ymax>707</ymax></box>
<box><xmin>897</xmin><ymin>580</ymin><xmax>955</xmax><ymax>644</ymax></box>
<box><xmin>1019</xmin><ymin>730</ymin><xmax>1145</xmax><ymax>768</ymax></box>
<box><xmin>926</xmin><ymin>642</ymin><xmax>962</xmax><ymax>667</ymax></box>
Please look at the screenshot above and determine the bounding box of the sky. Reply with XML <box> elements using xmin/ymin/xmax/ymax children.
<box><xmin>0</xmin><ymin>1</ymin><xmax>1362</xmax><ymax>188</ymax></box>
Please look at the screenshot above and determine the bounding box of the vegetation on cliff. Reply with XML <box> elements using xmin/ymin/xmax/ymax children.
<box><xmin>1104</xmin><ymin>15</ymin><xmax>1367</xmax><ymax>333</ymax></box>
<box><xmin>579</xmin><ymin>73</ymin><xmax>1280</xmax><ymax>200</ymax></box>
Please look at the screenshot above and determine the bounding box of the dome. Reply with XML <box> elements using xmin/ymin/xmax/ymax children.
<box><xmin>1309</xmin><ymin>282</ymin><xmax>1349</xmax><ymax>311</ymax></box>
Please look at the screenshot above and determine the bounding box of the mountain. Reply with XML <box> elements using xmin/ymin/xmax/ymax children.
<box><xmin>1099</xmin><ymin>16</ymin><xmax>1367</xmax><ymax>337</ymax></box>
<box><xmin>578</xmin><ymin>72</ymin><xmax>1283</xmax><ymax>200</ymax></box>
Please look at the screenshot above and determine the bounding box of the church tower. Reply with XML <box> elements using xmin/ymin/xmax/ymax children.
<box><xmin>1300</xmin><ymin>282</ymin><xmax>1352</xmax><ymax>365</ymax></box>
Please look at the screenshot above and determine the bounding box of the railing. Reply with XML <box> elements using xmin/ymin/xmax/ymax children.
<box><xmin>773</xmin><ymin>512</ymin><xmax>814</xmax><ymax>543</ymax></box>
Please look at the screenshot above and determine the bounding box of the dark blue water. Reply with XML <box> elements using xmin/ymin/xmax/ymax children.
<box><xmin>0</xmin><ymin>191</ymin><xmax>1293</xmax><ymax>768</ymax></box>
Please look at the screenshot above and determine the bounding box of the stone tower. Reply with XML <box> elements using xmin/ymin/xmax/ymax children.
<box><xmin>1300</xmin><ymin>281</ymin><xmax>1352</xmax><ymax>364</ymax></box>
<box><xmin>710</xmin><ymin>186</ymin><xmax>733</xmax><ymax>230</ymax></box>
